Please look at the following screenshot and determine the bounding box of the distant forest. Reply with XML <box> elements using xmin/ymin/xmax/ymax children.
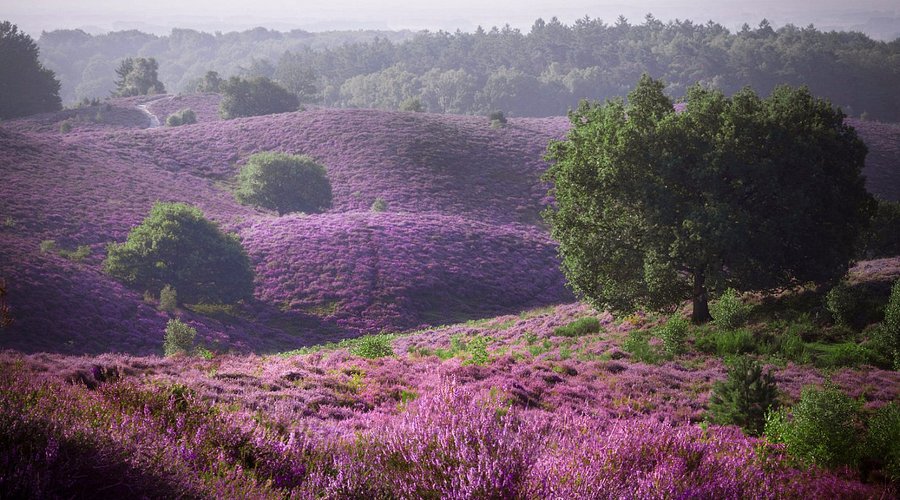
<box><xmin>39</xmin><ymin>15</ymin><xmax>900</xmax><ymax>121</ymax></box>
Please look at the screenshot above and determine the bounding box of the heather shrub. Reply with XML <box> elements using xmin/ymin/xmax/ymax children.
<box><xmin>165</xmin><ymin>108</ymin><xmax>196</xmax><ymax>127</ymax></box>
<box><xmin>658</xmin><ymin>314</ymin><xmax>689</xmax><ymax>356</ymax></box>
<box><xmin>710</xmin><ymin>288</ymin><xmax>750</xmax><ymax>329</ymax></box>
<box><xmin>158</xmin><ymin>285</ymin><xmax>177</xmax><ymax>312</ymax></box>
<box><xmin>553</xmin><ymin>317</ymin><xmax>600</xmax><ymax>337</ymax></box>
<box><xmin>59</xmin><ymin>119</ymin><xmax>72</xmax><ymax>133</ymax></box>
<box><xmin>865</xmin><ymin>402</ymin><xmax>900</xmax><ymax>482</ymax></box>
<box><xmin>163</xmin><ymin>318</ymin><xmax>196</xmax><ymax>357</ymax></box>
<box><xmin>765</xmin><ymin>384</ymin><xmax>864</xmax><ymax>469</ymax></box>
<box><xmin>219</xmin><ymin>76</ymin><xmax>298</xmax><ymax>119</ymax></box>
<box><xmin>104</xmin><ymin>202</ymin><xmax>254</xmax><ymax>304</ymax></box>
<box><xmin>370</xmin><ymin>197</ymin><xmax>387</xmax><ymax>212</ymax></box>
<box><xmin>235</xmin><ymin>152</ymin><xmax>332</xmax><ymax>215</ymax></box>
<box><xmin>349</xmin><ymin>334</ymin><xmax>394</xmax><ymax>358</ymax></box>
<box><xmin>708</xmin><ymin>356</ymin><xmax>779</xmax><ymax>435</ymax></box>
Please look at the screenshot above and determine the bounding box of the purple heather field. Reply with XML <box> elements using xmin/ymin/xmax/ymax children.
<box><xmin>1</xmin><ymin>94</ymin><xmax>899</xmax><ymax>497</ymax></box>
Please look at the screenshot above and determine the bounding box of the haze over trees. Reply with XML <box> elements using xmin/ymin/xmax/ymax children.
<box><xmin>112</xmin><ymin>57</ymin><xmax>165</xmax><ymax>97</ymax></box>
<box><xmin>104</xmin><ymin>202</ymin><xmax>254</xmax><ymax>305</ymax></box>
<box><xmin>543</xmin><ymin>75</ymin><xmax>874</xmax><ymax>323</ymax></box>
<box><xmin>35</xmin><ymin>17</ymin><xmax>900</xmax><ymax>121</ymax></box>
<box><xmin>219</xmin><ymin>76</ymin><xmax>299</xmax><ymax>119</ymax></box>
<box><xmin>0</xmin><ymin>21</ymin><xmax>61</xmax><ymax>119</ymax></box>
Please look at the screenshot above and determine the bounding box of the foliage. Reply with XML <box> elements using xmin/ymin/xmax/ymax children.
<box><xmin>858</xmin><ymin>199</ymin><xmax>900</xmax><ymax>259</ymax></box>
<box><xmin>865</xmin><ymin>402</ymin><xmax>900</xmax><ymax>482</ymax></box>
<box><xmin>219</xmin><ymin>76</ymin><xmax>298</xmax><ymax>119</ymax></box>
<box><xmin>716</xmin><ymin>329</ymin><xmax>759</xmax><ymax>356</ymax></box>
<box><xmin>710</xmin><ymin>288</ymin><xmax>750</xmax><ymax>329</ymax></box>
<box><xmin>399</xmin><ymin>97</ymin><xmax>425</xmax><ymax>112</ymax></box>
<box><xmin>623</xmin><ymin>330</ymin><xmax>662</xmax><ymax>364</ymax></box>
<box><xmin>882</xmin><ymin>280</ymin><xmax>900</xmax><ymax>369</ymax></box>
<box><xmin>104</xmin><ymin>202</ymin><xmax>253</xmax><ymax>304</ymax></box>
<box><xmin>195</xmin><ymin>70</ymin><xmax>223</xmax><ymax>93</ymax></box>
<box><xmin>543</xmin><ymin>76</ymin><xmax>874</xmax><ymax>324</ymax></box>
<box><xmin>113</xmin><ymin>57</ymin><xmax>165</xmax><ymax>97</ymax></box>
<box><xmin>39</xmin><ymin>240</ymin><xmax>56</xmax><ymax>254</ymax></box>
<box><xmin>658</xmin><ymin>314</ymin><xmax>689</xmax><ymax>356</ymax></box>
<box><xmin>825</xmin><ymin>281</ymin><xmax>858</xmax><ymax>327</ymax></box>
<box><xmin>553</xmin><ymin>317</ymin><xmax>600</xmax><ymax>337</ymax></box>
<box><xmin>370</xmin><ymin>197</ymin><xmax>387</xmax><ymax>212</ymax></box>
<box><xmin>348</xmin><ymin>333</ymin><xmax>394</xmax><ymax>358</ymax></box>
<box><xmin>0</xmin><ymin>21</ymin><xmax>61</xmax><ymax>119</ymax></box>
<box><xmin>234</xmin><ymin>152</ymin><xmax>332</xmax><ymax>215</ymax></box>
<box><xmin>708</xmin><ymin>356</ymin><xmax>779</xmax><ymax>435</ymax></box>
<box><xmin>59</xmin><ymin>119</ymin><xmax>72</xmax><ymax>133</ymax></box>
<box><xmin>165</xmin><ymin>108</ymin><xmax>196</xmax><ymax>127</ymax></box>
<box><xmin>488</xmin><ymin>110</ymin><xmax>507</xmax><ymax>128</ymax></box>
<box><xmin>163</xmin><ymin>318</ymin><xmax>197</xmax><ymax>357</ymax></box>
<box><xmin>765</xmin><ymin>384</ymin><xmax>864</xmax><ymax>469</ymax></box>
<box><xmin>158</xmin><ymin>285</ymin><xmax>177</xmax><ymax>313</ymax></box>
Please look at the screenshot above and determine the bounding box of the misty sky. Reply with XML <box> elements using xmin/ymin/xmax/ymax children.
<box><xmin>4</xmin><ymin>0</ymin><xmax>899</xmax><ymax>39</ymax></box>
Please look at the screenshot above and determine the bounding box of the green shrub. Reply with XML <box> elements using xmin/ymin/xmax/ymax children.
<box><xmin>825</xmin><ymin>281</ymin><xmax>858</xmax><ymax>327</ymax></box>
<box><xmin>235</xmin><ymin>152</ymin><xmax>332</xmax><ymax>215</ymax></box>
<box><xmin>765</xmin><ymin>384</ymin><xmax>864</xmax><ymax>468</ymax></box>
<box><xmin>693</xmin><ymin>326</ymin><xmax>718</xmax><ymax>354</ymax></box>
<box><xmin>349</xmin><ymin>334</ymin><xmax>394</xmax><ymax>359</ymax></box>
<box><xmin>59</xmin><ymin>119</ymin><xmax>72</xmax><ymax>133</ymax></box>
<box><xmin>489</xmin><ymin>110</ymin><xmax>507</xmax><ymax>128</ymax></box>
<box><xmin>39</xmin><ymin>239</ymin><xmax>56</xmax><ymax>253</ymax></box>
<box><xmin>710</xmin><ymin>288</ymin><xmax>750</xmax><ymax>329</ymax></box>
<box><xmin>865</xmin><ymin>402</ymin><xmax>900</xmax><ymax>482</ymax></box>
<box><xmin>370</xmin><ymin>197</ymin><xmax>387</xmax><ymax>212</ymax></box>
<box><xmin>810</xmin><ymin>342</ymin><xmax>869</xmax><ymax>368</ymax></box>
<box><xmin>658</xmin><ymin>314</ymin><xmax>689</xmax><ymax>356</ymax></box>
<box><xmin>164</xmin><ymin>318</ymin><xmax>197</xmax><ymax>357</ymax></box>
<box><xmin>104</xmin><ymin>202</ymin><xmax>254</xmax><ymax>304</ymax></box>
<box><xmin>165</xmin><ymin>108</ymin><xmax>196</xmax><ymax>127</ymax></box>
<box><xmin>882</xmin><ymin>280</ymin><xmax>900</xmax><ymax>369</ymax></box>
<box><xmin>219</xmin><ymin>76</ymin><xmax>298</xmax><ymax>119</ymax></box>
<box><xmin>858</xmin><ymin>199</ymin><xmax>900</xmax><ymax>259</ymax></box>
<box><xmin>708</xmin><ymin>356</ymin><xmax>779</xmax><ymax>435</ymax></box>
<box><xmin>59</xmin><ymin>245</ymin><xmax>90</xmax><ymax>262</ymax></box>
<box><xmin>553</xmin><ymin>317</ymin><xmax>601</xmax><ymax>337</ymax></box>
<box><xmin>400</xmin><ymin>97</ymin><xmax>425</xmax><ymax>112</ymax></box>
<box><xmin>716</xmin><ymin>328</ymin><xmax>758</xmax><ymax>356</ymax></box>
<box><xmin>776</xmin><ymin>329</ymin><xmax>808</xmax><ymax>363</ymax></box>
<box><xmin>464</xmin><ymin>335</ymin><xmax>491</xmax><ymax>365</ymax></box>
<box><xmin>158</xmin><ymin>284</ymin><xmax>177</xmax><ymax>312</ymax></box>
<box><xmin>623</xmin><ymin>330</ymin><xmax>661</xmax><ymax>364</ymax></box>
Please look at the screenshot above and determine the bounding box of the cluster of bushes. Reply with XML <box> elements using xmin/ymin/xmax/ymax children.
<box><xmin>219</xmin><ymin>76</ymin><xmax>298</xmax><ymax>119</ymax></box>
<box><xmin>165</xmin><ymin>108</ymin><xmax>196</xmax><ymax>126</ymax></box>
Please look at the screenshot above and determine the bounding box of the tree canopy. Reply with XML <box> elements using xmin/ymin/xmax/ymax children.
<box><xmin>219</xmin><ymin>76</ymin><xmax>299</xmax><ymax>119</ymax></box>
<box><xmin>104</xmin><ymin>202</ymin><xmax>254</xmax><ymax>304</ymax></box>
<box><xmin>543</xmin><ymin>75</ymin><xmax>874</xmax><ymax>322</ymax></box>
<box><xmin>0</xmin><ymin>21</ymin><xmax>61</xmax><ymax>119</ymax></box>
<box><xmin>113</xmin><ymin>57</ymin><xmax>165</xmax><ymax>97</ymax></box>
<box><xmin>234</xmin><ymin>152</ymin><xmax>332</xmax><ymax>215</ymax></box>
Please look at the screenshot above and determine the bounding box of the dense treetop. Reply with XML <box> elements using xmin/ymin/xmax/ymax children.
<box><xmin>543</xmin><ymin>76</ymin><xmax>875</xmax><ymax>322</ymax></box>
<box><xmin>0</xmin><ymin>20</ymin><xmax>61</xmax><ymax>119</ymax></box>
<box><xmin>37</xmin><ymin>16</ymin><xmax>900</xmax><ymax>120</ymax></box>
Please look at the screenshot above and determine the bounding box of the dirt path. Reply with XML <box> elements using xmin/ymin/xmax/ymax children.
<box><xmin>136</xmin><ymin>103</ymin><xmax>161</xmax><ymax>128</ymax></box>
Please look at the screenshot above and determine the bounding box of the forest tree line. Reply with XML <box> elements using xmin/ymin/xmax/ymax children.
<box><xmin>39</xmin><ymin>15</ymin><xmax>900</xmax><ymax>121</ymax></box>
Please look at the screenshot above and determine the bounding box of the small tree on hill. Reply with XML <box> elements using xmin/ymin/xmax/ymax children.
<box><xmin>543</xmin><ymin>75</ymin><xmax>874</xmax><ymax>323</ymax></box>
<box><xmin>104</xmin><ymin>202</ymin><xmax>254</xmax><ymax>304</ymax></box>
<box><xmin>196</xmin><ymin>70</ymin><xmax>223</xmax><ymax>93</ymax></box>
<box><xmin>0</xmin><ymin>21</ymin><xmax>61</xmax><ymax>119</ymax></box>
<box><xmin>235</xmin><ymin>152</ymin><xmax>332</xmax><ymax>215</ymax></box>
<box><xmin>219</xmin><ymin>76</ymin><xmax>299</xmax><ymax>119</ymax></box>
<box><xmin>113</xmin><ymin>57</ymin><xmax>165</xmax><ymax>97</ymax></box>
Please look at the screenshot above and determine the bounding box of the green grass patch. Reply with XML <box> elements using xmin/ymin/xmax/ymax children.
<box><xmin>553</xmin><ymin>317</ymin><xmax>601</xmax><ymax>337</ymax></box>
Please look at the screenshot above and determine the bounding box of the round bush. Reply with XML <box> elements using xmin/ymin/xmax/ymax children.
<box><xmin>710</xmin><ymin>288</ymin><xmax>750</xmax><ymax>329</ymax></box>
<box><xmin>219</xmin><ymin>76</ymin><xmax>298</xmax><ymax>119</ymax></box>
<box><xmin>104</xmin><ymin>202</ymin><xmax>254</xmax><ymax>304</ymax></box>
<box><xmin>235</xmin><ymin>152</ymin><xmax>332</xmax><ymax>215</ymax></box>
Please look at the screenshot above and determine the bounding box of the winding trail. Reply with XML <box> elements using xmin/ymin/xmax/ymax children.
<box><xmin>136</xmin><ymin>103</ymin><xmax>160</xmax><ymax>128</ymax></box>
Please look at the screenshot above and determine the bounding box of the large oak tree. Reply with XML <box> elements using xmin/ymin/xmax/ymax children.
<box><xmin>543</xmin><ymin>75</ymin><xmax>874</xmax><ymax>323</ymax></box>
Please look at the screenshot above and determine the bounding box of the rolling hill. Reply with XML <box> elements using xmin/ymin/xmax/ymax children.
<box><xmin>1</xmin><ymin>94</ymin><xmax>898</xmax><ymax>355</ymax></box>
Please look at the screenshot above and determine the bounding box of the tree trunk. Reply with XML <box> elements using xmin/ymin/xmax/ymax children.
<box><xmin>692</xmin><ymin>269</ymin><xmax>712</xmax><ymax>324</ymax></box>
